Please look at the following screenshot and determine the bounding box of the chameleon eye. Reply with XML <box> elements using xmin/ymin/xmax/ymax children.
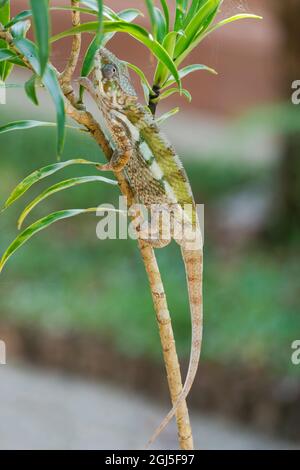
<box><xmin>102</xmin><ymin>63</ymin><xmax>117</xmax><ymax>79</ymax></box>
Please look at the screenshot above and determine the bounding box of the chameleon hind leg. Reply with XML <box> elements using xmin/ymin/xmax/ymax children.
<box><xmin>131</xmin><ymin>205</ymin><xmax>172</xmax><ymax>248</ymax></box>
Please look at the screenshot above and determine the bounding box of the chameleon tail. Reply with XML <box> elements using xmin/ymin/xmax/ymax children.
<box><xmin>147</xmin><ymin>246</ymin><xmax>203</xmax><ymax>447</ymax></box>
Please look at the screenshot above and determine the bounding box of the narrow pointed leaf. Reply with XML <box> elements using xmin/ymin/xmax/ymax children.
<box><xmin>79</xmin><ymin>0</ymin><xmax>103</xmax><ymax>99</ymax></box>
<box><xmin>153</xmin><ymin>31</ymin><xmax>178</xmax><ymax>87</ymax></box>
<box><xmin>174</xmin><ymin>0</ymin><xmax>220</xmax><ymax>59</ymax></box>
<box><xmin>204</xmin><ymin>14</ymin><xmax>263</xmax><ymax>37</ymax></box>
<box><xmin>145</xmin><ymin>0</ymin><xmax>157</xmax><ymax>39</ymax></box>
<box><xmin>80</xmin><ymin>0</ymin><xmax>99</xmax><ymax>10</ymax></box>
<box><xmin>30</xmin><ymin>0</ymin><xmax>49</xmax><ymax>76</ymax></box>
<box><xmin>164</xmin><ymin>63</ymin><xmax>217</xmax><ymax>88</ymax></box>
<box><xmin>117</xmin><ymin>8</ymin><xmax>143</xmax><ymax>22</ymax></box>
<box><xmin>0</xmin><ymin>120</ymin><xmax>57</xmax><ymax>134</ymax></box>
<box><xmin>0</xmin><ymin>1</ymin><xmax>13</xmax><ymax>80</ymax></box>
<box><xmin>125</xmin><ymin>61</ymin><xmax>152</xmax><ymax>92</ymax></box>
<box><xmin>10</xmin><ymin>19</ymin><xmax>31</xmax><ymax>38</ymax></box>
<box><xmin>156</xmin><ymin>87</ymin><xmax>192</xmax><ymax>102</ymax></box>
<box><xmin>18</xmin><ymin>175</ymin><xmax>117</xmax><ymax>229</ymax></box>
<box><xmin>156</xmin><ymin>107</ymin><xmax>179</xmax><ymax>125</ymax></box>
<box><xmin>183</xmin><ymin>1</ymin><xmax>207</xmax><ymax>28</ymax></box>
<box><xmin>102</xmin><ymin>9</ymin><xmax>143</xmax><ymax>47</ymax></box>
<box><xmin>50</xmin><ymin>21</ymin><xmax>180</xmax><ymax>87</ymax></box>
<box><xmin>154</xmin><ymin>7</ymin><xmax>167</xmax><ymax>43</ymax></box>
<box><xmin>24</xmin><ymin>74</ymin><xmax>39</xmax><ymax>105</ymax></box>
<box><xmin>5</xmin><ymin>10</ymin><xmax>32</xmax><ymax>28</ymax></box>
<box><xmin>13</xmin><ymin>38</ymin><xmax>65</xmax><ymax>155</ymax></box>
<box><xmin>0</xmin><ymin>208</ymin><xmax>99</xmax><ymax>273</ymax></box>
<box><xmin>176</xmin><ymin>11</ymin><xmax>262</xmax><ymax>65</ymax></box>
<box><xmin>0</xmin><ymin>48</ymin><xmax>16</xmax><ymax>62</ymax></box>
<box><xmin>2</xmin><ymin>159</ymin><xmax>101</xmax><ymax>211</ymax></box>
<box><xmin>159</xmin><ymin>0</ymin><xmax>169</xmax><ymax>32</ymax></box>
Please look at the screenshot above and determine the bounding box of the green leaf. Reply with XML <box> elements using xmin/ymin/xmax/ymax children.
<box><xmin>102</xmin><ymin>9</ymin><xmax>143</xmax><ymax>46</ymax></box>
<box><xmin>0</xmin><ymin>48</ymin><xmax>16</xmax><ymax>62</ymax></box>
<box><xmin>145</xmin><ymin>0</ymin><xmax>157</xmax><ymax>39</ymax></box>
<box><xmin>5</xmin><ymin>10</ymin><xmax>32</xmax><ymax>28</ymax></box>
<box><xmin>10</xmin><ymin>19</ymin><xmax>31</xmax><ymax>38</ymax></box>
<box><xmin>204</xmin><ymin>13</ymin><xmax>263</xmax><ymax>38</ymax></box>
<box><xmin>0</xmin><ymin>120</ymin><xmax>57</xmax><ymax>134</ymax></box>
<box><xmin>0</xmin><ymin>0</ymin><xmax>9</xmax><ymax>8</ymax></box>
<box><xmin>13</xmin><ymin>38</ymin><xmax>65</xmax><ymax>155</ymax></box>
<box><xmin>159</xmin><ymin>0</ymin><xmax>169</xmax><ymax>32</ymax></box>
<box><xmin>1</xmin><ymin>158</ymin><xmax>100</xmax><ymax>211</ymax></box>
<box><xmin>156</xmin><ymin>87</ymin><xmax>192</xmax><ymax>102</ymax></box>
<box><xmin>177</xmin><ymin>11</ymin><xmax>262</xmax><ymax>65</ymax></box>
<box><xmin>24</xmin><ymin>74</ymin><xmax>39</xmax><ymax>105</ymax></box>
<box><xmin>51</xmin><ymin>6</ymin><xmax>97</xmax><ymax>16</ymax></box>
<box><xmin>156</xmin><ymin>107</ymin><xmax>179</xmax><ymax>125</ymax></box>
<box><xmin>174</xmin><ymin>0</ymin><xmax>189</xmax><ymax>31</ymax></box>
<box><xmin>0</xmin><ymin>1</ymin><xmax>13</xmax><ymax>80</ymax></box>
<box><xmin>0</xmin><ymin>208</ymin><xmax>99</xmax><ymax>273</ymax></box>
<box><xmin>18</xmin><ymin>175</ymin><xmax>117</xmax><ymax>229</ymax></box>
<box><xmin>154</xmin><ymin>7</ymin><xmax>167</xmax><ymax>44</ymax></box>
<box><xmin>6</xmin><ymin>7</ymin><xmax>96</xmax><ymax>29</ymax></box>
<box><xmin>30</xmin><ymin>0</ymin><xmax>49</xmax><ymax>76</ymax></box>
<box><xmin>125</xmin><ymin>61</ymin><xmax>152</xmax><ymax>92</ymax></box>
<box><xmin>183</xmin><ymin>0</ymin><xmax>206</xmax><ymax>28</ymax></box>
<box><xmin>0</xmin><ymin>2</ymin><xmax>10</xmax><ymax>26</ymax></box>
<box><xmin>38</xmin><ymin>66</ymin><xmax>65</xmax><ymax>156</ymax></box>
<box><xmin>153</xmin><ymin>31</ymin><xmax>179</xmax><ymax>87</ymax></box>
<box><xmin>80</xmin><ymin>0</ymin><xmax>99</xmax><ymax>10</ymax></box>
<box><xmin>0</xmin><ymin>49</ymin><xmax>26</xmax><ymax>67</ymax></box>
<box><xmin>163</xmin><ymin>63</ymin><xmax>217</xmax><ymax>88</ymax></box>
<box><xmin>174</xmin><ymin>0</ymin><xmax>220</xmax><ymax>60</ymax></box>
<box><xmin>125</xmin><ymin>61</ymin><xmax>152</xmax><ymax>103</ymax></box>
<box><xmin>79</xmin><ymin>0</ymin><xmax>103</xmax><ymax>100</ymax></box>
<box><xmin>51</xmin><ymin>21</ymin><xmax>181</xmax><ymax>88</ymax></box>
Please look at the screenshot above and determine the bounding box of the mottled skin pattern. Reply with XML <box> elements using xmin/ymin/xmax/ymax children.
<box><xmin>79</xmin><ymin>48</ymin><xmax>203</xmax><ymax>446</ymax></box>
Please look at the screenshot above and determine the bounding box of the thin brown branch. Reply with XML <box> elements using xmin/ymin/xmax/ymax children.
<box><xmin>139</xmin><ymin>240</ymin><xmax>194</xmax><ymax>449</ymax></box>
<box><xmin>0</xmin><ymin>25</ymin><xmax>33</xmax><ymax>71</ymax></box>
<box><xmin>60</xmin><ymin>0</ymin><xmax>81</xmax><ymax>105</ymax></box>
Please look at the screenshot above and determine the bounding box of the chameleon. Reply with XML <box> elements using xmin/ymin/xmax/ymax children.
<box><xmin>79</xmin><ymin>48</ymin><xmax>203</xmax><ymax>446</ymax></box>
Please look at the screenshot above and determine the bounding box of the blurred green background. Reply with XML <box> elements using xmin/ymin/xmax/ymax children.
<box><xmin>0</xmin><ymin>102</ymin><xmax>299</xmax><ymax>376</ymax></box>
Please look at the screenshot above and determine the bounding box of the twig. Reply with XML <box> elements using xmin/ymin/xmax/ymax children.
<box><xmin>139</xmin><ymin>240</ymin><xmax>194</xmax><ymax>449</ymax></box>
<box><xmin>60</xmin><ymin>0</ymin><xmax>81</xmax><ymax>105</ymax></box>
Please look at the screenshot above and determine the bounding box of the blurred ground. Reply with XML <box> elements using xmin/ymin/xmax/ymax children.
<box><xmin>0</xmin><ymin>363</ymin><xmax>298</xmax><ymax>450</ymax></box>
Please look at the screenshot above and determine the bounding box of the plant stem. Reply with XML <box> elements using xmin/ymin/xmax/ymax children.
<box><xmin>139</xmin><ymin>240</ymin><xmax>194</xmax><ymax>449</ymax></box>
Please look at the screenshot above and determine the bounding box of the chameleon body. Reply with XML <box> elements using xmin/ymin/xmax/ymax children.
<box><xmin>79</xmin><ymin>48</ymin><xmax>203</xmax><ymax>446</ymax></box>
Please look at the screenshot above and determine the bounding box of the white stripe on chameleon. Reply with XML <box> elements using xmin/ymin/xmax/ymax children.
<box><xmin>163</xmin><ymin>180</ymin><xmax>178</xmax><ymax>203</ymax></box>
<box><xmin>112</xmin><ymin>110</ymin><xmax>140</xmax><ymax>142</ymax></box>
<box><xmin>139</xmin><ymin>141</ymin><xmax>153</xmax><ymax>161</ymax></box>
<box><xmin>150</xmin><ymin>160</ymin><xmax>164</xmax><ymax>181</ymax></box>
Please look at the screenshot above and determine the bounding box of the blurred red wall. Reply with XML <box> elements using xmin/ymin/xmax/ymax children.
<box><xmin>11</xmin><ymin>0</ymin><xmax>283</xmax><ymax>117</ymax></box>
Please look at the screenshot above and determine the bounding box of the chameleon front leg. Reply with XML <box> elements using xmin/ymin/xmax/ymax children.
<box><xmin>79</xmin><ymin>77</ymin><xmax>133</xmax><ymax>172</ymax></box>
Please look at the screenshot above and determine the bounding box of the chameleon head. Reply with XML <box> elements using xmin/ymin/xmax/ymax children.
<box><xmin>91</xmin><ymin>47</ymin><xmax>137</xmax><ymax>107</ymax></box>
